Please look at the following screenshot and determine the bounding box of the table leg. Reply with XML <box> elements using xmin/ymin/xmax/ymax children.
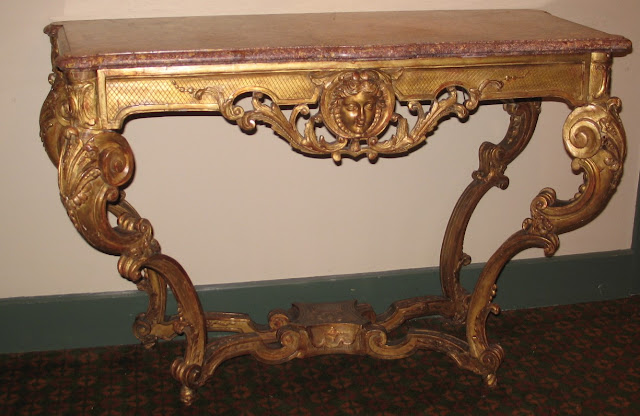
<box><xmin>465</xmin><ymin>97</ymin><xmax>626</xmax><ymax>386</ymax></box>
<box><xmin>40</xmin><ymin>70</ymin><xmax>209</xmax><ymax>405</ymax></box>
<box><xmin>440</xmin><ymin>101</ymin><xmax>541</xmax><ymax>321</ymax></box>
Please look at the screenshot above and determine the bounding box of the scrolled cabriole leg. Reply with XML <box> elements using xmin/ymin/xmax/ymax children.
<box><xmin>40</xmin><ymin>64</ymin><xmax>166</xmax><ymax>348</ymax></box>
<box><xmin>60</xmin><ymin>124</ymin><xmax>207</xmax><ymax>405</ymax></box>
<box><xmin>40</xmin><ymin>69</ymin><xmax>208</xmax><ymax>405</ymax></box>
<box><xmin>465</xmin><ymin>96</ymin><xmax>626</xmax><ymax>386</ymax></box>
<box><xmin>439</xmin><ymin>100</ymin><xmax>541</xmax><ymax>320</ymax></box>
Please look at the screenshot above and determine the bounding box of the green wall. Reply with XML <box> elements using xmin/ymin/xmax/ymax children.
<box><xmin>1</xmin><ymin>248</ymin><xmax>636</xmax><ymax>353</ymax></box>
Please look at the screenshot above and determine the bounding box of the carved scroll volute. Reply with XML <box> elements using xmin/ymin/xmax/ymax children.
<box><xmin>39</xmin><ymin>60</ymin><xmax>160</xmax><ymax>282</ymax></box>
<box><xmin>57</xmin><ymin>127</ymin><xmax>160</xmax><ymax>281</ymax></box>
<box><xmin>528</xmin><ymin>54</ymin><xmax>627</xmax><ymax>236</ymax></box>
<box><xmin>525</xmin><ymin>98</ymin><xmax>625</xmax><ymax>238</ymax></box>
<box><xmin>58</xmin><ymin>128</ymin><xmax>126</xmax><ymax>249</ymax></box>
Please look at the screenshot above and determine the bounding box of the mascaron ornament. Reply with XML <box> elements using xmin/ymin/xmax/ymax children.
<box><xmin>321</xmin><ymin>70</ymin><xmax>395</xmax><ymax>146</ymax></box>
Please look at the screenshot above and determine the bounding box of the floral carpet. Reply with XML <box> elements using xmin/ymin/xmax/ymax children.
<box><xmin>1</xmin><ymin>295</ymin><xmax>639</xmax><ymax>415</ymax></box>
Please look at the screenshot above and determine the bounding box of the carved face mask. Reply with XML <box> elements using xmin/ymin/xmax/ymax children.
<box><xmin>320</xmin><ymin>70</ymin><xmax>395</xmax><ymax>143</ymax></box>
<box><xmin>339</xmin><ymin>91</ymin><xmax>377</xmax><ymax>135</ymax></box>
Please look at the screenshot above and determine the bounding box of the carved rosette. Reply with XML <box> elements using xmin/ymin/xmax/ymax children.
<box><xmin>214</xmin><ymin>70</ymin><xmax>502</xmax><ymax>162</ymax></box>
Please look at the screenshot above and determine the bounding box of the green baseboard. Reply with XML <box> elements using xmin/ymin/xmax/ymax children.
<box><xmin>1</xmin><ymin>249</ymin><xmax>637</xmax><ymax>354</ymax></box>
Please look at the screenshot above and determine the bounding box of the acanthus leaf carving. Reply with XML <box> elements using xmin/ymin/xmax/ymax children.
<box><xmin>66</xmin><ymin>75</ymin><xmax>99</xmax><ymax>129</ymax></box>
<box><xmin>522</xmin><ymin>97</ymin><xmax>625</xmax><ymax>244</ymax></box>
<box><xmin>174</xmin><ymin>70</ymin><xmax>504</xmax><ymax>162</ymax></box>
<box><xmin>57</xmin><ymin>125</ymin><xmax>160</xmax><ymax>281</ymax></box>
<box><xmin>40</xmin><ymin>72</ymin><xmax>73</xmax><ymax>166</ymax></box>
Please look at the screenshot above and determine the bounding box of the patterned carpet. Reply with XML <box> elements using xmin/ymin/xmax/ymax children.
<box><xmin>1</xmin><ymin>295</ymin><xmax>639</xmax><ymax>415</ymax></box>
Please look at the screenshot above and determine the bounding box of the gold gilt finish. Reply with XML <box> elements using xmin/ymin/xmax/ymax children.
<box><xmin>39</xmin><ymin>11</ymin><xmax>631</xmax><ymax>406</ymax></box>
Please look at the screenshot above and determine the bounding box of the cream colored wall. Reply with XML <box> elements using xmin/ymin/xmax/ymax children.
<box><xmin>0</xmin><ymin>0</ymin><xmax>638</xmax><ymax>298</ymax></box>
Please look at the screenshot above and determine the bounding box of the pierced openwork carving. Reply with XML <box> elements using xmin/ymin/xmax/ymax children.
<box><xmin>216</xmin><ymin>70</ymin><xmax>502</xmax><ymax>162</ymax></box>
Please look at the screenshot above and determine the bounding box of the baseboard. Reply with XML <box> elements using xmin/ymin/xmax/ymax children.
<box><xmin>1</xmin><ymin>249</ymin><xmax>636</xmax><ymax>354</ymax></box>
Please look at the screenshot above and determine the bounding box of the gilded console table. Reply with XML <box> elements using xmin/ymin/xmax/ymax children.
<box><xmin>40</xmin><ymin>10</ymin><xmax>631</xmax><ymax>405</ymax></box>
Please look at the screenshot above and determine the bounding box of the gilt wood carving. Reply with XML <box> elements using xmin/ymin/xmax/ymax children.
<box><xmin>39</xmin><ymin>10</ymin><xmax>631</xmax><ymax>405</ymax></box>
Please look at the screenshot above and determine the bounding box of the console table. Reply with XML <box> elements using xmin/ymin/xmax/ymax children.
<box><xmin>40</xmin><ymin>10</ymin><xmax>631</xmax><ymax>405</ymax></box>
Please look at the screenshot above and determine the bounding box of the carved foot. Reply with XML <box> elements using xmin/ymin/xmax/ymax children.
<box><xmin>180</xmin><ymin>385</ymin><xmax>197</xmax><ymax>406</ymax></box>
<box><xmin>484</xmin><ymin>373</ymin><xmax>498</xmax><ymax>388</ymax></box>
